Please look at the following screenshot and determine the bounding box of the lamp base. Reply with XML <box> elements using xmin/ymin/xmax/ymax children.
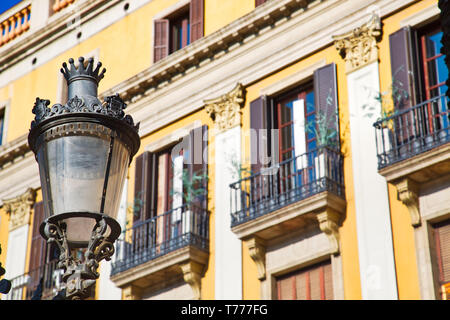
<box><xmin>40</xmin><ymin>212</ymin><xmax>121</xmax><ymax>300</ymax></box>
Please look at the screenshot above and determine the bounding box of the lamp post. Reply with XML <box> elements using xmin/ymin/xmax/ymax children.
<box><xmin>28</xmin><ymin>57</ymin><xmax>140</xmax><ymax>300</ymax></box>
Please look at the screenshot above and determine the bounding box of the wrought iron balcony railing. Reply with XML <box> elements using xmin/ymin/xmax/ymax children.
<box><xmin>230</xmin><ymin>146</ymin><xmax>344</xmax><ymax>227</ymax></box>
<box><xmin>111</xmin><ymin>203</ymin><xmax>209</xmax><ymax>276</ymax></box>
<box><xmin>374</xmin><ymin>94</ymin><xmax>450</xmax><ymax>169</ymax></box>
<box><xmin>2</xmin><ymin>259</ymin><xmax>63</xmax><ymax>300</ymax></box>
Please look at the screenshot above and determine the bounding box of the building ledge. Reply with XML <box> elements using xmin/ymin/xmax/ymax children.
<box><xmin>231</xmin><ymin>191</ymin><xmax>346</xmax><ymax>242</ymax></box>
<box><xmin>378</xmin><ymin>141</ymin><xmax>450</xmax><ymax>184</ymax></box>
<box><xmin>110</xmin><ymin>244</ymin><xmax>208</xmax><ymax>299</ymax></box>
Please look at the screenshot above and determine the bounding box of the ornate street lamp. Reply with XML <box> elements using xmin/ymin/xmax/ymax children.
<box><xmin>28</xmin><ymin>57</ymin><xmax>140</xmax><ymax>300</ymax></box>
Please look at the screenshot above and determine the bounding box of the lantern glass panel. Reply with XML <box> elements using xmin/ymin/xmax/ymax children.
<box><xmin>36</xmin><ymin>122</ymin><xmax>130</xmax><ymax>244</ymax></box>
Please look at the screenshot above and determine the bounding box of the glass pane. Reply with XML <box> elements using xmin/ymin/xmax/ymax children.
<box><xmin>38</xmin><ymin>130</ymin><xmax>112</xmax><ymax>243</ymax></box>
<box><xmin>103</xmin><ymin>138</ymin><xmax>130</xmax><ymax>220</ymax></box>
<box><xmin>306</xmin><ymin>91</ymin><xmax>315</xmax><ymax>114</ymax></box>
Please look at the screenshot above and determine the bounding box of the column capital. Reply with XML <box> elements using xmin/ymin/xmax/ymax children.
<box><xmin>204</xmin><ymin>83</ymin><xmax>245</xmax><ymax>133</ymax></box>
<box><xmin>333</xmin><ymin>13</ymin><xmax>382</xmax><ymax>73</ymax></box>
<box><xmin>2</xmin><ymin>188</ymin><xmax>36</xmax><ymax>231</ymax></box>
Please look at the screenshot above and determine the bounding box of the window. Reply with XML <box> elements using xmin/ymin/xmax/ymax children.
<box><xmin>387</xmin><ymin>23</ymin><xmax>449</xmax><ymax>154</ymax></box>
<box><xmin>432</xmin><ymin>219</ymin><xmax>450</xmax><ymax>300</ymax></box>
<box><xmin>249</xmin><ymin>63</ymin><xmax>339</xmax><ymax>175</ymax></box>
<box><xmin>276</xmin><ymin>260</ymin><xmax>333</xmax><ymax>300</ymax></box>
<box><xmin>275</xmin><ymin>86</ymin><xmax>316</xmax><ymax>163</ymax></box>
<box><xmin>153</xmin><ymin>0</ymin><xmax>204</xmax><ymax>63</ymax></box>
<box><xmin>133</xmin><ymin>125</ymin><xmax>208</xmax><ymax>225</ymax></box>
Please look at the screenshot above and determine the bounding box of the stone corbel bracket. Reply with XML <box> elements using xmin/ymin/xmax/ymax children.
<box><xmin>395</xmin><ymin>178</ymin><xmax>421</xmax><ymax>227</ymax></box>
<box><xmin>317</xmin><ymin>208</ymin><xmax>342</xmax><ymax>255</ymax></box>
<box><xmin>180</xmin><ymin>260</ymin><xmax>205</xmax><ymax>300</ymax></box>
<box><xmin>2</xmin><ymin>188</ymin><xmax>36</xmax><ymax>231</ymax></box>
<box><xmin>244</xmin><ymin>236</ymin><xmax>266</xmax><ymax>280</ymax></box>
<box><xmin>204</xmin><ymin>83</ymin><xmax>245</xmax><ymax>132</ymax></box>
<box><xmin>332</xmin><ymin>13</ymin><xmax>382</xmax><ymax>73</ymax></box>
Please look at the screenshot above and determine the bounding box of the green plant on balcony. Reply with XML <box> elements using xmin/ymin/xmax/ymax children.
<box><xmin>304</xmin><ymin>89</ymin><xmax>339</xmax><ymax>148</ymax></box>
<box><xmin>171</xmin><ymin>168</ymin><xmax>208</xmax><ymax>205</ymax></box>
<box><xmin>362</xmin><ymin>67</ymin><xmax>410</xmax><ymax>127</ymax></box>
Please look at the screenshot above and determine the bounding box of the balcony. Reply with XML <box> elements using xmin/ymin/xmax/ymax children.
<box><xmin>2</xmin><ymin>260</ymin><xmax>63</xmax><ymax>300</ymax></box>
<box><xmin>229</xmin><ymin>147</ymin><xmax>345</xmax><ymax>279</ymax></box>
<box><xmin>374</xmin><ymin>94</ymin><xmax>450</xmax><ymax>174</ymax></box>
<box><xmin>373</xmin><ymin>94</ymin><xmax>450</xmax><ymax>226</ymax></box>
<box><xmin>0</xmin><ymin>1</ymin><xmax>31</xmax><ymax>48</ymax></box>
<box><xmin>110</xmin><ymin>203</ymin><xmax>209</xmax><ymax>299</ymax></box>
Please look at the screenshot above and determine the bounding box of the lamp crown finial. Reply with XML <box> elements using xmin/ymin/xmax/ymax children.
<box><xmin>60</xmin><ymin>57</ymin><xmax>106</xmax><ymax>84</ymax></box>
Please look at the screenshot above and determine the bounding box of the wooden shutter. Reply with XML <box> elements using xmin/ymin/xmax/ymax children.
<box><xmin>28</xmin><ymin>202</ymin><xmax>46</xmax><ymax>293</ymax></box>
<box><xmin>434</xmin><ymin>220</ymin><xmax>450</xmax><ymax>288</ymax></box>
<box><xmin>250</xmin><ymin>96</ymin><xmax>268</xmax><ymax>175</ymax></box>
<box><xmin>277</xmin><ymin>260</ymin><xmax>333</xmax><ymax>300</ymax></box>
<box><xmin>255</xmin><ymin>0</ymin><xmax>267</xmax><ymax>7</ymax></box>
<box><xmin>389</xmin><ymin>27</ymin><xmax>422</xmax><ymax>145</ymax></box>
<box><xmin>154</xmin><ymin>19</ymin><xmax>169</xmax><ymax>63</ymax></box>
<box><xmin>187</xmin><ymin>125</ymin><xmax>208</xmax><ymax>209</ymax></box>
<box><xmin>313</xmin><ymin>63</ymin><xmax>339</xmax><ymax>147</ymax></box>
<box><xmin>134</xmin><ymin>152</ymin><xmax>157</xmax><ymax>225</ymax></box>
<box><xmin>389</xmin><ymin>26</ymin><xmax>422</xmax><ymax>110</ymax></box>
<box><xmin>190</xmin><ymin>0</ymin><xmax>204</xmax><ymax>43</ymax></box>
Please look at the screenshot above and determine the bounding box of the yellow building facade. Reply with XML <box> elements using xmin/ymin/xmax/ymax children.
<box><xmin>0</xmin><ymin>0</ymin><xmax>449</xmax><ymax>300</ymax></box>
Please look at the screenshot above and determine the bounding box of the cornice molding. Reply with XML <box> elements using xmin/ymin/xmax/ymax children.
<box><xmin>333</xmin><ymin>13</ymin><xmax>382</xmax><ymax>73</ymax></box>
<box><xmin>0</xmin><ymin>134</ymin><xmax>29</xmax><ymax>169</ymax></box>
<box><xmin>100</xmin><ymin>0</ymin><xmax>311</xmax><ymax>103</ymax></box>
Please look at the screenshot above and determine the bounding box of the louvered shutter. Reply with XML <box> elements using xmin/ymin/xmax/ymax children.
<box><xmin>313</xmin><ymin>63</ymin><xmax>339</xmax><ymax>147</ymax></box>
<box><xmin>250</xmin><ymin>96</ymin><xmax>269</xmax><ymax>174</ymax></box>
<box><xmin>434</xmin><ymin>220</ymin><xmax>450</xmax><ymax>287</ymax></box>
<box><xmin>154</xmin><ymin>19</ymin><xmax>169</xmax><ymax>63</ymax></box>
<box><xmin>255</xmin><ymin>0</ymin><xmax>267</xmax><ymax>7</ymax></box>
<box><xmin>389</xmin><ymin>26</ymin><xmax>422</xmax><ymax>110</ymax></box>
<box><xmin>187</xmin><ymin>125</ymin><xmax>208</xmax><ymax>209</ymax></box>
<box><xmin>277</xmin><ymin>260</ymin><xmax>333</xmax><ymax>300</ymax></box>
<box><xmin>389</xmin><ymin>27</ymin><xmax>422</xmax><ymax>144</ymax></box>
<box><xmin>134</xmin><ymin>152</ymin><xmax>157</xmax><ymax>225</ymax></box>
<box><xmin>190</xmin><ymin>0</ymin><xmax>204</xmax><ymax>43</ymax></box>
<box><xmin>28</xmin><ymin>202</ymin><xmax>46</xmax><ymax>294</ymax></box>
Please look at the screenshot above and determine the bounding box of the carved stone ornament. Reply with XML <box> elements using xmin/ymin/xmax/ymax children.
<box><xmin>180</xmin><ymin>261</ymin><xmax>205</xmax><ymax>300</ymax></box>
<box><xmin>204</xmin><ymin>83</ymin><xmax>245</xmax><ymax>132</ymax></box>
<box><xmin>333</xmin><ymin>13</ymin><xmax>382</xmax><ymax>73</ymax></box>
<box><xmin>3</xmin><ymin>188</ymin><xmax>36</xmax><ymax>231</ymax></box>
<box><xmin>317</xmin><ymin>209</ymin><xmax>342</xmax><ymax>255</ymax></box>
<box><xmin>395</xmin><ymin>178</ymin><xmax>421</xmax><ymax>227</ymax></box>
<box><xmin>244</xmin><ymin>237</ymin><xmax>266</xmax><ymax>280</ymax></box>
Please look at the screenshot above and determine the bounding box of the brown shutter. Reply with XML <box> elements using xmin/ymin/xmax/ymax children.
<box><xmin>434</xmin><ymin>220</ymin><xmax>450</xmax><ymax>286</ymax></box>
<box><xmin>250</xmin><ymin>96</ymin><xmax>268</xmax><ymax>174</ymax></box>
<box><xmin>190</xmin><ymin>0</ymin><xmax>204</xmax><ymax>43</ymax></box>
<box><xmin>255</xmin><ymin>0</ymin><xmax>267</xmax><ymax>7</ymax></box>
<box><xmin>134</xmin><ymin>152</ymin><xmax>157</xmax><ymax>225</ymax></box>
<box><xmin>313</xmin><ymin>63</ymin><xmax>339</xmax><ymax>147</ymax></box>
<box><xmin>28</xmin><ymin>202</ymin><xmax>46</xmax><ymax>292</ymax></box>
<box><xmin>277</xmin><ymin>260</ymin><xmax>333</xmax><ymax>300</ymax></box>
<box><xmin>187</xmin><ymin>125</ymin><xmax>208</xmax><ymax>208</ymax></box>
<box><xmin>154</xmin><ymin>19</ymin><xmax>169</xmax><ymax>63</ymax></box>
<box><xmin>389</xmin><ymin>26</ymin><xmax>422</xmax><ymax>110</ymax></box>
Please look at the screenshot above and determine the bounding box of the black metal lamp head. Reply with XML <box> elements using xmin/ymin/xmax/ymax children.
<box><xmin>28</xmin><ymin>57</ymin><xmax>140</xmax><ymax>299</ymax></box>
